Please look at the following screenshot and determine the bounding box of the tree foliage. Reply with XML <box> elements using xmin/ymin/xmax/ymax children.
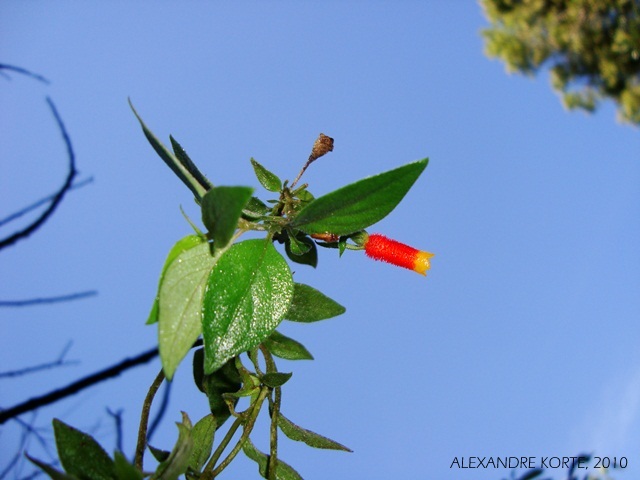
<box><xmin>481</xmin><ymin>0</ymin><xmax>640</xmax><ymax>125</ymax></box>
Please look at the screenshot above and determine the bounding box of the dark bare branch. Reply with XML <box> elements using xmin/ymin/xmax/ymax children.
<box><xmin>0</xmin><ymin>347</ymin><xmax>160</xmax><ymax>425</ymax></box>
<box><xmin>0</xmin><ymin>177</ymin><xmax>93</xmax><ymax>228</ymax></box>
<box><xmin>0</xmin><ymin>64</ymin><xmax>50</xmax><ymax>84</ymax></box>
<box><xmin>0</xmin><ymin>291</ymin><xmax>97</xmax><ymax>308</ymax></box>
<box><xmin>0</xmin><ymin>97</ymin><xmax>77</xmax><ymax>250</ymax></box>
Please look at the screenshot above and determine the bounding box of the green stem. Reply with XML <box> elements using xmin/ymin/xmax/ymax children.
<box><xmin>268</xmin><ymin>386</ymin><xmax>282</xmax><ymax>480</ymax></box>
<box><xmin>260</xmin><ymin>345</ymin><xmax>280</xmax><ymax>480</ymax></box>
<box><xmin>203</xmin><ymin>386</ymin><xmax>270</xmax><ymax>479</ymax></box>
<box><xmin>134</xmin><ymin>369</ymin><xmax>165</xmax><ymax>471</ymax></box>
<box><xmin>202</xmin><ymin>415</ymin><xmax>243</xmax><ymax>476</ymax></box>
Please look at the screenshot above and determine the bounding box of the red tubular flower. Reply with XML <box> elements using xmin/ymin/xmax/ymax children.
<box><xmin>364</xmin><ymin>233</ymin><xmax>434</xmax><ymax>276</ymax></box>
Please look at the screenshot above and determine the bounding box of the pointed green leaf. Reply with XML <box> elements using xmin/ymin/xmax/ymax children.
<box><xmin>148</xmin><ymin>445</ymin><xmax>171</xmax><ymax>463</ymax></box>
<box><xmin>151</xmin><ymin>412</ymin><xmax>193</xmax><ymax>480</ymax></box>
<box><xmin>285</xmin><ymin>284</ymin><xmax>345</xmax><ymax>323</ymax></box>
<box><xmin>129</xmin><ymin>100</ymin><xmax>208</xmax><ymax>201</ymax></box>
<box><xmin>26</xmin><ymin>454</ymin><xmax>77</xmax><ymax>480</ymax></box>
<box><xmin>243</xmin><ymin>196</ymin><xmax>270</xmax><ymax>219</ymax></box>
<box><xmin>201</xmin><ymin>186</ymin><xmax>254</xmax><ymax>252</ymax></box>
<box><xmin>188</xmin><ymin>414</ymin><xmax>216</xmax><ymax>472</ymax></box>
<box><xmin>278</xmin><ymin>413</ymin><xmax>352</xmax><ymax>452</ymax></box>
<box><xmin>114</xmin><ymin>451</ymin><xmax>144</xmax><ymax>480</ymax></box>
<box><xmin>284</xmin><ymin>235</ymin><xmax>317</xmax><ymax>268</ymax></box>
<box><xmin>251</xmin><ymin>158</ymin><xmax>282</xmax><ymax>192</ymax></box>
<box><xmin>53</xmin><ymin>419</ymin><xmax>115</xmax><ymax>480</ymax></box>
<box><xmin>147</xmin><ymin>235</ymin><xmax>205</xmax><ymax>325</ymax></box>
<box><xmin>291</xmin><ymin>159</ymin><xmax>428</xmax><ymax>235</ymax></box>
<box><xmin>169</xmin><ymin>135</ymin><xmax>213</xmax><ymax>192</ymax></box>
<box><xmin>264</xmin><ymin>330</ymin><xmax>313</xmax><ymax>360</ymax></box>
<box><xmin>242</xmin><ymin>438</ymin><xmax>303</xmax><ymax>480</ymax></box>
<box><xmin>159</xmin><ymin>242</ymin><xmax>219</xmax><ymax>380</ymax></box>
<box><xmin>202</xmin><ymin>239</ymin><xmax>294</xmax><ymax>374</ymax></box>
<box><xmin>261</xmin><ymin>371</ymin><xmax>292</xmax><ymax>387</ymax></box>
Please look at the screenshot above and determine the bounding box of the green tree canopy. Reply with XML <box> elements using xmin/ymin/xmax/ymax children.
<box><xmin>481</xmin><ymin>0</ymin><xmax>640</xmax><ymax>125</ymax></box>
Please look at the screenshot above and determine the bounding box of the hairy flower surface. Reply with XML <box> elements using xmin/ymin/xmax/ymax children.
<box><xmin>364</xmin><ymin>233</ymin><xmax>434</xmax><ymax>275</ymax></box>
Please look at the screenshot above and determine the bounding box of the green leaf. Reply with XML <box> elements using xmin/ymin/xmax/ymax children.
<box><xmin>261</xmin><ymin>372</ymin><xmax>292</xmax><ymax>387</ymax></box>
<box><xmin>251</xmin><ymin>158</ymin><xmax>282</xmax><ymax>192</ymax></box>
<box><xmin>285</xmin><ymin>284</ymin><xmax>345</xmax><ymax>323</ymax></box>
<box><xmin>201</xmin><ymin>186</ymin><xmax>254</xmax><ymax>252</ymax></box>
<box><xmin>148</xmin><ymin>445</ymin><xmax>171</xmax><ymax>463</ymax></box>
<box><xmin>242</xmin><ymin>438</ymin><xmax>303</xmax><ymax>480</ymax></box>
<box><xmin>114</xmin><ymin>451</ymin><xmax>144</xmax><ymax>480</ymax></box>
<box><xmin>291</xmin><ymin>159</ymin><xmax>428</xmax><ymax>235</ymax></box>
<box><xmin>193</xmin><ymin>349</ymin><xmax>241</xmax><ymax>428</ymax></box>
<box><xmin>26</xmin><ymin>454</ymin><xmax>77</xmax><ymax>480</ymax></box>
<box><xmin>278</xmin><ymin>413</ymin><xmax>352</xmax><ymax>452</ymax></box>
<box><xmin>202</xmin><ymin>239</ymin><xmax>294</xmax><ymax>373</ymax></box>
<box><xmin>263</xmin><ymin>330</ymin><xmax>313</xmax><ymax>360</ymax></box>
<box><xmin>170</xmin><ymin>135</ymin><xmax>213</xmax><ymax>192</ymax></box>
<box><xmin>188</xmin><ymin>414</ymin><xmax>216</xmax><ymax>472</ymax></box>
<box><xmin>147</xmin><ymin>235</ymin><xmax>205</xmax><ymax>325</ymax></box>
<box><xmin>151</xmin><ymin>412</ymin><xmax>194</xmax><ymax>480</ymax></box>
<box><xmin>243</xmin><ymin>196</ymin><xmax>270</xmax><ymax>219</ymax></box>
<box><xmin>53</xmin><ymin>419</ymin><xmax>115</xmax><ymax>480</ymax></box>
<box><xmin>284</xmin><ymin>235</ymin><xmax>317</xmax><ymax>268</ymax></box>
<box><xmin>129</xmin><ymin>100</ymin><xmax>208</xmax><ymax>201</ymax></box>
<box><xmin>159</xmin><ymin>242</ymin><xmax>219</xmax><ymax>380</ymax></box>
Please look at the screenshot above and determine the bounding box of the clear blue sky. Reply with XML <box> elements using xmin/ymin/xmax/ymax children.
<box><xmin>2</xmin><ymin>3</ymin><xmax>640</xmax><ymax>480</ymax></box>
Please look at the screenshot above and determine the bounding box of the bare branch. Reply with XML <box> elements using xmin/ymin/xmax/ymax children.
<box><xmin>0</xmin><ymin>64</ymin><xmax>50</xmax><ymax>84</ymax></box>
<box><xmin>0</xmin><ymin>342</ymin><xmax>77</xmax><ymax>378</ymax></box>
<box><xmin>0</xmin><ymin>346</ymin><xmax>160</xmax><ymax>425</ymax></box>
<box><xmin>0</xmin><ymin>291</ymin><xmax>97</xmax><ymax>308</ymax></box>
<box><xmin>147</xmin><ymin>380</ymin><xmax>172</xmax><ymax>442</ymax></box>
<box><xmin>0</xmin><ymin>177</ymin><xmax>93</xmax><ymax>228</ymax></box>
<box><xmin>106</xmin><ymin>408</ymin><xmax>124</xmax><ymax>453</ymax></box>
<box><xmin>0</xmin><ymin>97</ymin><xmax>77</xmax><ymax>251</ymax></box>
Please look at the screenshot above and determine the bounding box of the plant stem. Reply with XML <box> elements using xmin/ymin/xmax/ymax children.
<box><xmin>134</xmin><ymin>369</ymin><xmax>165</xmax><ymax>471</ymax></box>
<box><xmin>204</xmin><ymin>386</ymin><xmax>270</xmax><ymax>479</ymax></box>
<box><xmin>259</xmin><ymin>344</ymin><xmax>280</xmax><ymax>480</ymax></box>
<box><xmin>203</xmin><ymin>415</ymin><xmax>243</xmax><ymax>475</ymax></box>
<box><xmin>268</xmin><ymin>386</ymin><xmax>281</xmax><ymax>480</ymax></box>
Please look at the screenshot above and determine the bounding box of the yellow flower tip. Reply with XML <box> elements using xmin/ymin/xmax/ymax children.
<box><xmin>413</xmin><ymin>251</ymin><xmax>435</xmax><ymax>275</ymax></box>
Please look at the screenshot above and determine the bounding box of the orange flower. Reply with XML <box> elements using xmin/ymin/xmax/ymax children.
<box><xmin>364</xmin><ymin>234</ymin><xmax>434</xmax><ymax>276</ymax></box>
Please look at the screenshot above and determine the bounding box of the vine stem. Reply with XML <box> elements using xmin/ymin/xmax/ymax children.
<box><xmin>134</xmin><ymin>369</ymin><xmax>165</xmax><ymax>470</ymax></box>
<box><xmin>260</xmin><ymin>345</ymin><xmax>280</xmax><ymax>480</ymax></box>
<box><xmin>202</xmin><ymin>386</ymin><xmax>270</xmax><ymax>479</ymax></box>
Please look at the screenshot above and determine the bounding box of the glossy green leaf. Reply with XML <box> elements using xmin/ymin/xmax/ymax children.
<box><xmin>26</xmin><ymin>454</ymin><xmax>76</xmax><ymax>480</ymax></box>
<box><xmin>188</xmin><ymin>414</ymin><xmax>216</xmax><ymax>472</ymax></box>
<box><xmin>243</xmin><ymin>196</ymin><xmax>270</xmax><ymax>219</ymax></box>
<box><xmin>169</xmin><ymin>135</ymin><xmax>213</xmax><ymax>192</ymax></box>
<box><xmin>201</xmin><ymin>186</ymin><xmax>254</xmax><ymax>252</ymax></box>
<box><xmin>264</xmin><ymin>330</ymin><xmax>313</xmax><ymax>360</ymax></box>
<box><xmin>251</xmin><ymin>158</ymin><xmax>282</xmax><ymax>192</ymax></box>
<box><xmin>278</xmin><ymin>413</ymin><xmax>352</xmax><ymax>452</ymax></box>
<box><xmin>53</xmin><ymin>419</ymin><xmax>115</xmax><ymax>480</ymax></box>
<box><xmin>285</xmin><ymin>283</ymin><xmax>345</xmax><ymax>323</ymax></box>
<box><xmin>242</xmin><ymin>438</ymin><xmax>303</xmax><ymax>480</ymax></box>
<box><xmin>151</xmin><ymin>412</ymin><xmax>193</xmax><ymax>480</ymax></box>
<box><xmin>202</xmin><ymin>239</ymin><xmax>294</xmax><ymax>373</ymax></box>
<box><xmin>129</xmin><ymin>100</ymin><xmax>208</xmax><ymax>201</ymax></box>
<box><xmin>114</xmin><ymin>451</ymin><xmax>144</xmax><ymax>480</ymax></box>
<box><xmin>147</xmin><ymin>235</ymin><xmax>205</xmax><ymax>325</ymax></box>
<box><xmin>291</xmin><ymin>159</ymin><xmax>428</xmax><ymax>235</ymax></box>
<box><xmin>261</xmin><ymin>371</ymin><xmax>292</xmax><ymax>387</ymax></box>
<box><xmin>284</xmin><ymin>235</ymin><xmax>317</xmax><ymax>268</ymax></box>
<box><xmin>159</xmin><ymin>242</ymin><xmax>219</xmax><ymax>380</ymax></box>
<box><xmin>193</xmin><ymin>349</ymin><xmax>241</xmax><ymax>428</ymax></box>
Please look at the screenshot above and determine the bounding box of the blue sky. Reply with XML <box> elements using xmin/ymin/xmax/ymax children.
<box><xmin>2</xmin><ymin>3</ymin><xmax>640</xmax><ymax>479</ymax></box>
